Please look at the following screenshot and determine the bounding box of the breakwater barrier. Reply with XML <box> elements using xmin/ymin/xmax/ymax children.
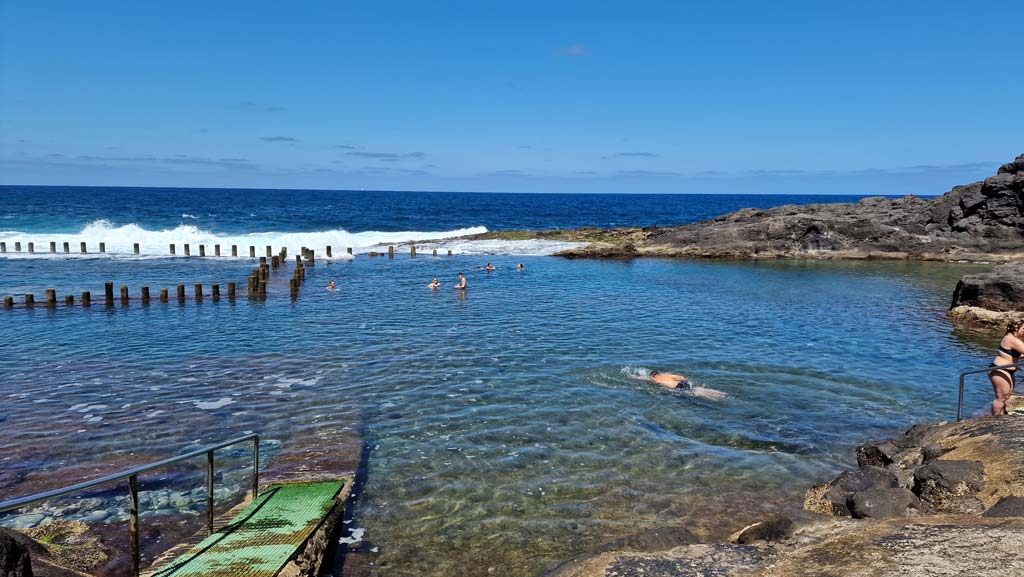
<box><xmin>3</xmin><ymin>281</ymin><xmax>242</xmax><ymax>309</ymax></box>
<box><xmin>0</xmin><ymin>241</ymin><xmax>449</xmax><ymax>258</ymax></box>
<box><xmin>1</xmin><ymin>244</ymin><xmax>450</xmax><ymax>310</ymax></box>
<box><xmin>0</xmin><ymin>241</ymin><xmax>358</xmax><ymax>258</ymax></box>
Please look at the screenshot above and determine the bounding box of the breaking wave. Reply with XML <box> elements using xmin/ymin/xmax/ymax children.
<box><xmin>0</xmin><ymin>220</ymin><xmax>585</xmax><ymax>258</ymax></box>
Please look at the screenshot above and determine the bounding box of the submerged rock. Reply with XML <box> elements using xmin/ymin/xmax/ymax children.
<box><xmin>601</xmin><ymin>526</ymin><xmax>699</xmax><ymax>553</ymax></box>
<box><xmin>728</xmin><ymin>516</ymin><xmax>794</xmax><ymax>544</ymax></box>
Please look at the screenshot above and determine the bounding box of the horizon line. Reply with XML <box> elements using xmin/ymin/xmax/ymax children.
<box><xmin>0</xmin><ymin>183</ymin><xmax>922</xmax><ymax>198</ymax></box>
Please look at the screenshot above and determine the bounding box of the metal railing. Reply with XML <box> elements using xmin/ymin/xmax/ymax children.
<box><xmin>958</xmin><ymin>361</ymin><xmax>1024</xmax><ymax>421</ymax></box>
<box><xmin>0</xmin><ymin>433</ymin><xmax>259</xmax><ymax>577</ymax></box>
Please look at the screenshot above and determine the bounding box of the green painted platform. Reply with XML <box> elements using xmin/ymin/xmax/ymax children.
<box><xmin>151</xmin><ymin>480</ymin><xmax>344</xmax><ymax>577</ymax></box>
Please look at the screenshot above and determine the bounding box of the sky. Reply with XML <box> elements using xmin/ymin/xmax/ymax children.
<box><xmin>1</xmin><ymin>1</ymin><xmax>1021</xmax><ymax>194</ymax></box>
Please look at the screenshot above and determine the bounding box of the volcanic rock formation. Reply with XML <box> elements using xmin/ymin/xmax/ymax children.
<box><xmin>468</xmin><ymin>154</ymin><xmax>1024</xmax><ymax>262</ymax></box>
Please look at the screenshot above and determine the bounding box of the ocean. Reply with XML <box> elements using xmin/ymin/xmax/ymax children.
<box><xmin>0</xmin><ymin>186</ymin><xmax>998</xmax><ymax>577</ymax></box>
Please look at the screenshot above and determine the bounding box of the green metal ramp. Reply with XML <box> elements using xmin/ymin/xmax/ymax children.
<box><xmin>150</xmin><ymin>480</ymin><xmax>345</xmax><ymax>577</ymax></box>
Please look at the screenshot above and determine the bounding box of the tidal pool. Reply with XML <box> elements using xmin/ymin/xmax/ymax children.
<box><xmin>0</xmin><ymin>255</ymin><xmax>997</xmax><ymax>577</ymax></box>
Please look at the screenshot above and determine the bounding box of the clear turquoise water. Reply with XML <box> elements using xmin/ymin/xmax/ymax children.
<box><xmin>0</xmin><ymin>252</ymin><xmax>997</xmax><ymax>577</ymax></box>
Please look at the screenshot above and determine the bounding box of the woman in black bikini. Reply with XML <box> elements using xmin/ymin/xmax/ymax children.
<box><xmin>988</xmin><ymin>319</ymin><xmax>1024</xmax><ymax>415</ymax></box>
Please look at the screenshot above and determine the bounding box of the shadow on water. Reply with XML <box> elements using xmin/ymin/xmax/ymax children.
<box><xmin>333</xmin><ymin>418</ymin><xmax>376</xmax><ymax>577</ymax></box>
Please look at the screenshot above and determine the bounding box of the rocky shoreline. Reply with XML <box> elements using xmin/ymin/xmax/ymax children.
<box><xmin>551</xmin><ymin>414</ymin><xmax>1024</xmax><ymax>577</ymax></box>
<box><xmin>8</xmin><ymin>419</ymin><xmax>1024</xmax><ymax>577</ymax></box>
<box><xmin>467</xmin><ymin>154</ymin><xmax>1024</xmax><ymax>263</ymax></box>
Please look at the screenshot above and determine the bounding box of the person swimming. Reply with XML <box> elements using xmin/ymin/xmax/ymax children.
<box><xmin>627</xmin><ymin>368</ymin><xmax>728</xmax><ymax>400</ymax></box>
<box><xmin>429</xmin><ymin>277</ymin><xmax>441</xmax><ymax>289</ymax></box>
<box><xmin>517</xmin><ymin>263</ymin><xmax>524</xmax><ymax>271</ymax></box>
<box><xmin>326</xmin><ymin>280</ymin><xmax>337</xmax><ymax>291</ymax></box>
<box><xmin>989</xmin><ymin>318</ymin><xmax>1024</xmax><ymax>415</ymax></box>
<box><xmin>484</xmin><ymin>263</ymin><xmax>496</xmax><ymax>271</ymax></box>
<box><xmin>647</xmin><ymin>370</ymin><xmax>692</xmax><ymax>389</ymax></box>
<box><xmin>454</xmin><ymin>272</ymin><xmax>467</xmax><ymax>290</ymax></box>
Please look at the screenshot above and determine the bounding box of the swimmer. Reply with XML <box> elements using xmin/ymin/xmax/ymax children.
<box><xmin>517</xmin><ymin>263</ymin><xmax>524</xmax><ymax>271</ymax></box>
<box><xmin>484</xmin><ymin>263</ymin><xmax>496</xmax><ymax>271</ymax></box>
<box><xmin>454</xmin><ymin>272</ymin><xmax>467</xmax><ymax>290</ymax></box>
<box><xmin>429</xmin><ymin>277</ymin><xmax>441</xmax><ymax>289</ymax></box>
<box><xmin>326</xmin><ymin>280</ymin><xmax>337</xmax><ymax>291</ymax></box>
<box><xmin>630</xmin><ymin>369</ymin><xmax>728</xmax><ymax>400</ymax></box>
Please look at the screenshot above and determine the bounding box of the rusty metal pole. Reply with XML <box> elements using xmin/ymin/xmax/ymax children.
<box><xmin>206</xmin><ymin>451</ymin><xmax>215</xmax><ymax>535</ymax></box>
<box><xmin>252</xmin><ymin>436</ymin><xmax>260</xmax><ymax>500</ymax></box>
<box><xmin>129</xmin><ymin>474</ymin><xmax>140</xmax><ymax>577</ymax></box>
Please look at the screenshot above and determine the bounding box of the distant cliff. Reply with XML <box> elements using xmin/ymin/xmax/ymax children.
<box><xmin>469</xmin><ymin>154</ymin><xmax>1024</xmax><ymax>262</ymax></box>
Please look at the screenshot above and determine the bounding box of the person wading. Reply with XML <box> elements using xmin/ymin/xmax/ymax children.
<box><xmin>989</xmin><ymin>319</ymin><xmax>1024</xmax><ymax>415</ymax></box>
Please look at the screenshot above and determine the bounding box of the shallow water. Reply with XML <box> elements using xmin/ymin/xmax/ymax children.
<box><xmin>0</xmin><ymin>251</ymin><xmax>998</xmax><ymax>577</ymax></box>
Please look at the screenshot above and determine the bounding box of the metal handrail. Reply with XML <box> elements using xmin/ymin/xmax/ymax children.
<box><xmin>0</xmin><ymin>433</ymin><xmax>259</xmax><ymax>577</ymax></box>
<box><xmin>958</xmin><ymin>361</ymin><xmax>1024</xmax><ymax>421</ymax></box>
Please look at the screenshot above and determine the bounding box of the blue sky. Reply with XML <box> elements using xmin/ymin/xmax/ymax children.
<box><xmin>1</xmin><ymin>1</ymin><xmax>1021</xmax><ymax>194</ymax></box>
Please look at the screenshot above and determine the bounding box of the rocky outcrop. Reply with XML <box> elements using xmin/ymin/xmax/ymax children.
<box><xmin>469</xmin><ymin>154</ymin><xmax>1024</xmax><ymax>262</ymax></box>
<box><xmin>805</xmin><ymin>416</ymin><xmax>1024</xmax><ymax>520</ymax></box>
<box><xmin>0</xmin><ymin>522</ymin><xmax>103</xmax><ymax>577</ymax></box>
<box><xmin>550</xmin><ymin>516</ymin><xmax>1024</xmax><ymax>577</ymax></box>
<box><xmin>949</xmin><ymin>262</ymin><xmax>1024</xmax><ymax>333</ymax></box>
<box><xmin>613</xmin><ymin>154</ymin><xmax>1024</xmax><ymax>260</ymax></box>
<box><xmin>0</xmin><ymin>530</ymin><xmax>34</xmax><ymax>577</ymax></box>
<box><xmin>550</xmin><ymin>415</ymin><xmax>1024</xmax><ymax>577</ymax></box>
<box><xmin>951</xmin><ymin>263</ymin><xmax>1024</xmax><ymax>312</ymax></box>
<box><xmin>803</xmin><ymin>423</ymin><xmax>994</xmax><ymax>519</ymax></box>
<box><xmin>948</xmin><ymin>305</ymin><xmax>1024</xmax><ymax>334</ymax></box>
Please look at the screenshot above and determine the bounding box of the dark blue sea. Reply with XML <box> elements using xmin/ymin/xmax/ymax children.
<box><xmin>0</xmin><ymin>185</ymin><xmax>882</xmax><ymax>235</ymax></box>
<box><xmin>0</xmin><ymin>186</ymin><xmax>996</xmax><ymax>577</ymax></box>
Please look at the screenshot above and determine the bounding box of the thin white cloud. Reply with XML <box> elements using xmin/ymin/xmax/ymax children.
<box><xmin>557</xmin><ymin>44</ymin><xmax>587</xmax><ymax>57</ymax></box>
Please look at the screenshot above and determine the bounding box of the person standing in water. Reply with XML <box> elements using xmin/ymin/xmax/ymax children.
<box><xmin>326</xmin><ymin>280</ymin><xmax>337</xmax><ymax>291</ymax></box>
<box><xmin>989</xmin><ymin>319</ymin><xmax>1024</xmax><ymax>415</ymax></box>
<box><xmin>454</xmin><ymin>272</ymin><xmax>467</xmax><ymax>290</ymax></box>
<box><xmin>517</xmin><ymin>263</ymin><xmax>524</xmax><ymax>271</ymax></box>
<box><xmin>429</xmin><ymin>278</ymin><xmax>441</xmax><ymax>289</ymax></box>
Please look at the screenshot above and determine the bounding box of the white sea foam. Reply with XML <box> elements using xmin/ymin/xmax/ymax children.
<box><xmin>0</xmin><ymin>220</ymin><xmax>492</xmax><ymax>259</ymax></box>
<box><xmin>417</xmin><ymin>238</ymin><xmax>587</xmax><ymax>256</ymax></box>
<box><xmin>339</xmin><ymin>527</ymin><xmax>365</xmax><ymax>544</ymax></box>
<box><xmin>621</xmin><ymin>365</ymin><xmax>653</xmax><ymax>379</ymax></box>
<box><xmin>194</xmin><ymin>397</ymin><xmax>234</xmax><ymax>410</ymax></box>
